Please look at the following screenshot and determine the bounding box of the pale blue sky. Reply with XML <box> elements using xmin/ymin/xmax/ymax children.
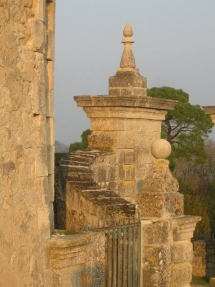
<box><xmin>55</xmin><ymin>0</ymin><xmax>215</xmax><ymax>145</ymax></box>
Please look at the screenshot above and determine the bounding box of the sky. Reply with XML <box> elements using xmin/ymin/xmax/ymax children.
<box><xmin>54</xmin><ymin>0</ymin><xmax>215</xmax><ymax>146</ymax></box>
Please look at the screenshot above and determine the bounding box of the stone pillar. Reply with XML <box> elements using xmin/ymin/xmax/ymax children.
<box><xmin>74</xmin><ymin>23</ymin><xmax>177</xmax><ymax>202</ymax></box>
<box><xmin>136</xmin><ymin>139</ymin><xmax>200</xmax><ymax>287</ymax></box>
<box><xmin>0</xmin><ymin>1</ymin><xmax>55</xmax><ymax>286</ymax></box>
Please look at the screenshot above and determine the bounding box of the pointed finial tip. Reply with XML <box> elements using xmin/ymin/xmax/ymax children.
<box><xmin>123</xmin><ymin>22</ymin><xmax>133</xmax><ymax>37</ymax></box>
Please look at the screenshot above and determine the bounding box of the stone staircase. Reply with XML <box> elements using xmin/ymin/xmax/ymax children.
<box><xmin>57</xmin><ymin>149</ymin><xmax>135</xmax><ymax>230</ymax></box>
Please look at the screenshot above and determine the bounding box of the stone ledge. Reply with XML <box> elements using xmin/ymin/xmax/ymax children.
<box><xmin>172</xmin><ymin>215</ymin><xmax>201</xmax><ymax>241</ymax></box>
<box><xmin>136</xmin><ymin>191</ymin><xmax>184</xmax><ymax>218</ymax></box>
<box><xmin>202</xmin><ymin>106</ymin><xmax>215</xmax><ymax>115</ymax></box>
<box><xmin>74</xmin><ymin>95</ymin><xmax>177</xmax><ymax>111</ymax></box>
<box><xmin>48</xmin><ymin>233</ymin><xmax>91</xmax><ymax>250</ymax></box>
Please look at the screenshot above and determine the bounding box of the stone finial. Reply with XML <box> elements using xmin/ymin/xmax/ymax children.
<box><xmin>151</xmin><ymin>139</ymin><xmax>172</xmax><ymax>159</ymax></box>
<box><xmin>120</xmin><ymin>23</ymin><xmax>136</xmax><ymax>69</ymax></box>
<box><xmin>123</xmin><ymin>22</ymin><xmax>133</xmax><ymax>37</ymax></box>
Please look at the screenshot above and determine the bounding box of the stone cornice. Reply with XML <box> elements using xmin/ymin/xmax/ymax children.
<box><xmin>202</xmin><ymin>106</ymin><xmax>215</xmax><ymax>115</ymax></box>
<box><xmin>74</xmin><ymin>95</ymin><xmax>177</xmax><ymax>111</ymax></box>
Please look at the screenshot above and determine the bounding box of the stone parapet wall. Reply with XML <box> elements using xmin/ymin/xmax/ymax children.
<box><xmin>48</xmin><ymin>232</ymin><xmax>105</xmax><ymax>287</ymax></box>
<box><xmin>56</xmin><ymin>150</ymin><xmax>135</xmax><ymax>232</ymax></box>
<box><xmin>141</xmin><ymin>216</ymin><xmax>199</xmax><ymax>287</ymax></box>
<box><xmin>0</xmin><ymin>0</ymin><xmax>55</xmax><ymax>285</ymax></box>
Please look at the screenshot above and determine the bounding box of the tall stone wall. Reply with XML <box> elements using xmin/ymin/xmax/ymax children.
<box><xmin>0</xmin><ymin>0</ymin><xmax>55</xmax><ymax>286</ymax></box>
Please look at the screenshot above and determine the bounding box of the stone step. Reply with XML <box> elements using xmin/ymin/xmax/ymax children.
<box><xmin>71</xmin><ymin>181</ymin><xmax>98</xmax><ymax>189</ymax></box>
<box><xmin>82</xmin><ymin>189</ymin><xmax>135</xmax><ymax>216</ymax></box>
<box><xmin>65</xmin><ymin>173</ymin><xmax>94</xmax><ymax>182</ymax></box>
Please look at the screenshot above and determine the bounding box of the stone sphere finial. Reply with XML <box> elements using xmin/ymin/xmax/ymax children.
<box><xmin>123</xmin><ymin>22</ymin><xmax>133</xmax><ymax>37</ymax></box>
<box><xmin>151</xmin><ymin>139</ymin><xmax>172</xmax><ymax>159</ymax></box>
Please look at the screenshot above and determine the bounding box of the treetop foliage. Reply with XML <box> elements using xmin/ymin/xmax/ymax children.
<box><xmin>148</xmin><ymin>86</ymin><xmax>213</xmax><ymax>166</ymax></box>
<box><xmin>69</xmin><ymin>129</ymin><xmax>91</xmax><ymax>152</ymax></box>
<box><xmin>148</xmin><ymin>87</ymin><xmax>189</xmax><ymax>103</ymax></box>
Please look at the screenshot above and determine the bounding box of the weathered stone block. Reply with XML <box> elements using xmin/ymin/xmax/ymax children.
<box><xmin>35</xmin><ymin>146</ymin><xmax>48</xmax><ymax>176</ymax></box>
<box><xmin>48</xmin><ymin>232</ymin><xmax>105</xmax><ymax>287</ymax></box>
<box><xmin>118</xmin><ymin>131</ymin><xmax>135</xmax><ymax>148</ymax></box>
<box><xmin>47</xmin><ymin>0</ymin><xmax>55</xmax><ymax>28</ymax></box>
<box><xmin>88</xmin><ymin>134</ymin><xmax>116</xmax><ymax>150</ymax></box>
<box><xmin>123</xmin><ymin>119</ymin><xmax>136</xmax><ymax>131</ymax></box>
<box><xmin>172</xmin><ymin>262</ymin><xmax>192</xmax><ymax>287</ymax></box>
<box><xmin>109</xmin><ymin>70</ymin><xmax>147</xmax><ymax>89</ymax></box>
<box><xmin>119</xmin><ymin>164</ymin><xmax>125</xmax><ymax>179</ymax></box>
<box><xmin>37</xmin><ymin>57</ymin><xmax>46</xmax><ymax>84</ymax></box>
<box><xmin>47</xmin><ymin>30</ymin><xmax>55</xmax><ymax>60</ymax></box>
<box><xmin>47</xmin><ymin>60</ymin><xmax>54</xmax><ymax>89</ymax></box>
<box><xmin>172</xmin><ymin>242</ymin><xmax>193</xmax><ymax>264</ymax></box>
<box><xmin>31</xmin><ymin>81</ymin><xmax>46</xmax><ymax>115</ymax></box>
<box><xmin>46</xmin><ymin>117</ymin><xmax>55</xmax><ymax>146</ymax></box>
<box><xmin>38</xmin><ymin>207</ymin><xmax>51</xmax><ymax>241</ymax></box>
<box><xmin>35</xmin><ymin>176</ymin><xmax>49</xmax><ymax>204</ymax></box>
<box><xmin>27</xmin><ymin>19</ymin><xmax>45</xmax><ymax>51</ymax></box>
<box><xmin>33</xmin><ymin>114</ymin><xmax>47</xmax><ymax>145</ymax></box>
<box><xmin>124</xmin><ymin>150</ymin><xmax>134</xmax><ymax>164</ymax></box>
<box><xmin>137</xmin><ymin>192</ymin><xmax>184</xmax><ymax>218</ymax></box>
<box><xmin>123</xmin><ymin>181</ymin><xmax>135</xmax><ymax>196</ymax></box>
<box><xmin>124</xmin><ymin>165</ymin><xmax>134</xmax><ymax>180</ymax></box>
<box><xmin>142</xmin><ymin>244</ymin><xmax>171</xmax><ymax>267</ymax></box>
<box><xmin>142</xmin><ymin>220</ymin><xmax>170</xmax><ymax>244</ymax></box>
<box><xmin>35</xmin><ymin>0</ymin><xmax>45</xmax><ymax>21</ymax></box>
<box><xmin>97</xmin><ymin>168</ymin><xmax>107</xmax><ymax>182</ymax></box>
<box><xmin>47</xmin><ymin>145</ymin><xmax>55</xmax><ymax>174</ymax></box>
<box><xmin>142</xmin><ymin>266</ymin><xmax>172</xmax><ymax>287</ymax></box>
<box><xmin>46</xmin><ymin>89</ymin><xmax>54</xmax><ymax>117</ymax></box>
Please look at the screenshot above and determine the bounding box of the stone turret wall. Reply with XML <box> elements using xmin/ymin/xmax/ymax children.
<box><xmin>0</xmin><ymin>1</ymin><xmax>55</xmax><ymax>286</ymax></box>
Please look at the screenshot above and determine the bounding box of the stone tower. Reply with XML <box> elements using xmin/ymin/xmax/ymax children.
<box><xmin>74</xmin><ymin>23</ymin><xmax>177</xmax><ymax>203</ymax></box>
<box><xmin>56</xmin><ymin>23</ymin><xmax>201</xmax><ymax>287</ymax></box>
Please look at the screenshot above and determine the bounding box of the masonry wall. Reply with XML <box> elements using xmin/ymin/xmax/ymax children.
<box><xmin>0</xmin><ymin>0</ymin><xmax>55</xmax><ymax>285</ymax></box>
<box><xmin>48</xmin><ymin>232</ymin><xmax>106</xmax><ymax>287</ymax></box>
<box><xmin>89</xmin><ymin>115</ymin><xmax>163</xmax><ymax>203</ymax></box>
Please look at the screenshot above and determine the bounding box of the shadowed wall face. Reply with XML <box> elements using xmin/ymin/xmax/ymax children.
<box><xmin>0</xmin><ymin>0</ymin><xmax>55</xmax><ymax>286</ymax></box>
